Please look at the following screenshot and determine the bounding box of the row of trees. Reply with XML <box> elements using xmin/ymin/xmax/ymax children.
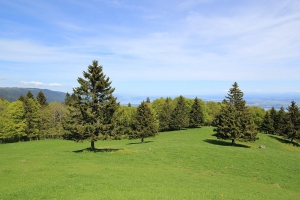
<box><xmin>0</xmin><ymin>91</ymin><xmax>66</xmax><ymax>142</ymax></box>
<box><xmin>1</xmin><ymin>61</ymin><xmax>297</xmax><ymax>147</ymax></box>
<box><xmin>261</xmin><ymin>102</ymin><xmax>300</xmax><ymax>143</ymax></box>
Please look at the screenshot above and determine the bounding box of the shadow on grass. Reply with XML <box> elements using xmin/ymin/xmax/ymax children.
<box><xmin>203</xmin><ymin>139</ymin><xmax>251</xmax><ymax>148</ymax></box>
<box><xmin>73</xmin><ymin>147</ymin><xmax>121</xmax><ymax>153</ymax></box>
<box><xmin>127</xmin><ymin>141</ymin><xmax>154</xmax><ymax>145</ymax></box>
<box><xmin>269</xmin><ymin>135</ymin><xmax>300</xmax><ymax>147</ymax></box>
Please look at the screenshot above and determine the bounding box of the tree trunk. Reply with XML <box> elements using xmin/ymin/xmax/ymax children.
<box><xmin>231</xmin><ymin>139</ymin><xmax>235</xmax><ymax>146</ymax></box>
<box><xmin>91</xmin><ymin>141</ymin><xmax>95</xmax><ymax>149</ymax></box>
<box><xmin>291</xmin><ymin>137</ymin><xmax>294</xmax><ymax>143</ymax></box>
<box><xmin>141</xmin><ymin>137</ymin><xmax>144</xmax><ymax>143</ymax></box>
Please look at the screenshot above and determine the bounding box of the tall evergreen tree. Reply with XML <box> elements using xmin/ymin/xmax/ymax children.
<box><xmin>36</xmin><ymin>91</ymin><xmax>48</xmax><ymax>107</ymax></box>
<box><xmin>213</xmin><ymin>82</ymin><xmax>258</xmax><ymax>145</ymax></box>
<box><xmin>282</xmin><ymin>101</ymin><xmax>300</xmax><ymax>143</ymax></box>
<box><xmin>261</xmin><ymin>112</ymin><xmax>273</xmax><ymax>134</ymax></box>
<box><xmin>130</xmin><ymin>101</ymin><xmax>158</xmax><ymax>143</ymax></box>
<box><xmin>63</xmin><ymin>60</ymin><xmax>119</xmax><ymax>149</ymax></box>
<box><xmin>26</xmin><ymin>90</ymin><xmax>34</xmax><ymax>99</ymax></box>
<box><xmin>146</xmin><ymin>97</ymin><xmax>151</xmax><ymax>103</ymax></box>
<box><xmin>269</xmin><ymin>107</ymin><xmax>277</xmax><ymax>134</ymax></box>
<box><xmin>23</xmin><ymin>97</ymin><xmax>41</xmax><ymax>140</ymax></box>
<box><xmin>170</xmin><ymin>95</ymin><xmax>189</xmax><ymax>130</ymax></box>
<box><xmin>275</xmin><ymin>106</ymin><xmax>286</xmax><ymax>135</ymax></box>
<box><xmin>189</xmin><ymin>97</ymin><xmax>204</xmax><ymax>128</ymax></box>
<box><xmin>158</xmin><ymin>97</ymin><xmax>173</xmax><ymax>131</ymax></box>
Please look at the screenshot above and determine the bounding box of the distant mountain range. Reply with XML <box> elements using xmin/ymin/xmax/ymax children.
<box><xmin>0</xmin><ymin>87</ymin><xmax>66</xmax><ymax>103</ymax></box>
<box><xmin>1</xmin><ymin>87</ymin><xmax>299</xmax><ymax>110</ymax></box>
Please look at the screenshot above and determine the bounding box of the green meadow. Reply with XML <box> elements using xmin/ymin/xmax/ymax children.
<box><xmin>0</xmin><ymin>127</ymin><xmax>299</xmax><ymax>199</ymax></box>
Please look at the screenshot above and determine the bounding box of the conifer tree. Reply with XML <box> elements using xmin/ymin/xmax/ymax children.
<box><xmin>275</xmin><ymin>106</ymin><xmax>286</xmax><ymax>135</ymax></box>
<box><xmin>261</xmin><ymin>112</ymin><xmax>273</xmax><ymax>134</ymax></box>
<box><xmin>130</xmin><ymin>101</ymin><xmax>158</xmax><ymax>143</ymax></box>
<box><xmin>189</xmin><ymin>97</ymin><xmax>204</xmax><ymax>128</ymax></box>
<box><xmin>36</xmin><ymin>91</ymin><xmax>48</xmax><ymax>107</ymax></box>
<box><xmin>23</xmin><ymin>97</ymin><xmax>41</xmax><ymax>140</ymax></box>
<box><xmin>26</xmin><ymin>90</ymin><xmax>34</xmax><ymax>99</ymax></box>
<box><xmin>146</xmin><ymin>97</ymin><xmax>151</xmax><ymax>103</ymax></box>
<box><xmin>170</xmin><ymin>95</ymin><xmax>189</xmax><ymax>130</ymax></box>
<box><xmin>269</xmin><ymin>107</ymin><xmax>277</xmax><ymax>134</ymax></box>
<box><xmin>213</xmin><ymin>82</ymin><xmax>258</xmax><ymax>145</ymax></box>
<box><xmin>282</xmin><ymin>101</ymin><xmax>300</xmax><ymax>143</ymax></box>
<box><xmin>159</xmin><ymin>97</ymin><xmax>173</xmax><ymax>131</ymax></box>
<box><xmin>63</xmin><ymin>60</ymin><xmax>119</xmax><ymax>149</ymax></box>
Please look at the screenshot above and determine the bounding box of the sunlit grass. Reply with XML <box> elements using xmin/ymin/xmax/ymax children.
<box><xmin>0</xmin><ymin>127</ymin><xmax>299</xmax><ymax>199</ymax></box>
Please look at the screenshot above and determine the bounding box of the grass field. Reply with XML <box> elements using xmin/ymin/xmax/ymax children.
<box><xmin>0</xmin><ymin>127</ymin><xmax>299</xmax><ymax>199</ymax></box>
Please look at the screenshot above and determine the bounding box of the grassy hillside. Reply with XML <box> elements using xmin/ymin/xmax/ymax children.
<box><xmin>0</xmin><ymin>127</ymin><xmax>299</xmax><ymax>199</ymax></box>
<box><xmin>0</xmin><ymin>87</ymin><xmax>66</xmax><ymax>103</ymax></box>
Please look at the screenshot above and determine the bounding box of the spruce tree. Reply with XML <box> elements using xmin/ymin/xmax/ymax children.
<box><xmin>158</xmin><ymin>97</ymin><xmax>173</xmax><ymax>131</ymax></box>
<box><xmin>275</xmin><ymin>107</ymin><xmax>286</xmax><ymax>135</ymax></box>
<box><xmin>36</xmin><ymin>91</ymin><xmax>48</xmax><ymax>107</ymax></box>
<box><xmin>130</xmin><ymin>101</ymin><xmax>158</xmax><ymax>143</ymax></box>
<box><xmin>26</xmin><ymin>90</ymin><xmax>34</xmax><ymax>99</ymax></box>
<box><xmin>269</xmin><ymin>107</ymin><xmax>277</xmax><ymax>134</ymax></box>
<box><xmin>213</xmin><ymin>82</ymin><xmax>258</xmax><ymax>145</ymax></box>
<box><xmin>283</xmin><ymin>101</ymin><xmax>300</xmax><ymax>143</ymax></box>
<box><xmin>261</xmin><ymin>112</ymin><xmax>273</xmax><ymax>134</ymax></box>
<box><xmin>189</xmin><ymin>97</ymin><xmax>204</xmax><ymax>128</ymax></box>
<box><xmin>63</xmin><ymin>60</ymin><xmax>119</xmax><ymax>149</ymax></box>
<box><xmin>170</xmin><ymin>95</ymin><xmax>189</xmax><ymax>130</ymax></box>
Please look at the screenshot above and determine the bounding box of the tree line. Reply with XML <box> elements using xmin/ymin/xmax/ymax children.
<box><xmin>0</xmin><ymin>60</ymin><xmax>299</xmax><ymax>147</ymax></box>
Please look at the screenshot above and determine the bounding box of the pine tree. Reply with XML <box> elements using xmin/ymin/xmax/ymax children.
<box><xmin>189</xmin><ymin>97</ymin><xmax>204</xmax><ymax>128</ymax></box>
<box><xmin>170</xmin><ymin>95</ymin><xmax>189</xmax><ymax>130</ymax></box>
<box><xmin>36</xmin><ymin>91</ymin><xmax>48</xmax><ymax>107</ymax></box>
<box><xmin>283</xmin><ymin>101</ymin><xmax>300</xmax><ymax>143</ymax></box>
<box><xmin>213</xmin><ymin>82</ymin><xmax>258</xmax><ymax>145</ymax></box>
<box><xmin>158</xmin><ymin>97</ymin><xmax>173</xmax><ymax>131</ymax></box>
<box><xmin>130</xmin><ymin>101</ymin><xmax>158</xmax><ymax>143</ymax></box>
<box><xmin>146</xmin><ymin>97</ymin><xmax>151</xmax><ymax>103</ymax></box>
<box><xmin>260</xmin><ymin>112</ymin><xmax>273</xmax><ymax>134</ymax></box>
<box><xmin>63</xmin><ymin>60</ymin><xmax>119</xmax><ymax>149</ymax></box>
<box><xmin>269</xmin><ymin>107</ymin><xmax>277</xmax><ymax>134</ymax></box>
<box><xmin>275</xmin><ymin>106</ymin><xmax>286</xmax><ymax>135</ymax></box>
<box><xmin>23</xmin><ymin>97</ymin><xmax>41</xmax><ymax>140</ymax></box>
<box><xmin>26</xmin><ymin>90</ymin><xmax>34</xmax><ymax>99</ymax></box>
<box><xmin>128</xmin><ymin>102</ymin><xmax>132</xmax><ymax>107</ymax></box>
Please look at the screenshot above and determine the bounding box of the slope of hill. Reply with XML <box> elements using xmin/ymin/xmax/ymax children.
<box><xmin>0</xmin><ymin>87</ymin><xmax>66</xmax><ymax>103</ymax></box>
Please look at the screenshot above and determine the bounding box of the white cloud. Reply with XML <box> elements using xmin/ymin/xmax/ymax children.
<box><xmin>21</xmin><ymin>81</ymin><xmax>62</xmax><ymax>87</ymax></box>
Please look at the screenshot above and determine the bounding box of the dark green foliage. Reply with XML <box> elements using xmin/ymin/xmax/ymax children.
<box><xmin>22</xmin><ymin>97</ymin><xmax>41</xmax><ymax>140</ymax></box>
<box><xmin>130</xmin><ymin>101</ymin><xmax>158</xmax><ymax>143</ymax></box>
<box><xmin>170</xmin><ymin>95</ymin><xmax>189</xmax><ymax>130</ymax></box>
<box><xmin>146</xmin><ymin>97</ymin><xmax>151</xmax><ymax>103</ymax></box>
<box><xmin>63</xmin><ymin>61</ymin><xmax>119</xmax><ymax>149</ymax></box>
<box><xmin>213</xmin><ymin>82</ymin><xmax>258</xmax><ymax>145</ymax></box>
<box><xmin>128</xmin><ymin>102</ymin><xmax>132</xmax><ymax>107</ymax></box>
<box><xmin>158</xmin><ymin>97</ymin><xmax>173</xmax><ymax>131</ymax></box>
<box><xmin>275</xmin><ymin>107</ymin><xmax>286</xmax><ymax>135</ymax></box>
<box><xmin>282</xmin><ymin>101</ymin><xmax>300</xmax><ymax>143</ymax></box>
<box><xmin>18</xmin><ymin>94</ymin><xmax>25</xmax><ymax>102</ymax></box>
<box><xmin>261</xmin><ymin>112</ymin><xmax>274</xmax><ymax>134</ymax></box>
<box><xmin>189</xmin><ymin>97</ymin><xmax>204</xmax><ymax>128</ymax></box>
<box><xmin>26</xmin><ymin>90</ymin><xmax>34</xmax><ymax>99</ymax></box>
<box><xmin>36</xmin><ymin>91</ymin><xmax>48</xmax><ymax>107</ymax></box>
<box><xmin>64</xmin><ymin>92</ymin><xmax>77</xmax><ymax>106</ymax></box>
<box><xmin>269</xmin><ymin>107</ymin><xmax>277</xmax><ymax>134</ymax></box>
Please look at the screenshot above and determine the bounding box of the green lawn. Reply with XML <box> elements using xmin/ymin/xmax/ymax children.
<box><xmin>0</xmin><ymin>127</ymin><xmax>299</xmax><ymax>199</ymax></box>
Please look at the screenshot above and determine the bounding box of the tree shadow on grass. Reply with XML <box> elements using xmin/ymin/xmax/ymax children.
<box><xmin>269</xmin><ymin>135</ymin><xmax>300</xmax><ymax>147</ymax></box>
<box><xmin>73</xmin><ymin>147</ymin><xmax>121</xmax><ymax>153</ymax></box>
<box><xmin>203</xmin><ymin>139</ymin><xmax>251</xmax><ymax>148</ymax></box>
<box><xmin>127</xmin><ymin>141</ymin><xmax>154</xmax><ymax>145</ymax></box>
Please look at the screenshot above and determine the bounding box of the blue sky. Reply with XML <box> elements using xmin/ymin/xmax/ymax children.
<box><xmin>0</xmin><ymin>0</ymin><xmax>300</xmax><ymax>96</ymax></box>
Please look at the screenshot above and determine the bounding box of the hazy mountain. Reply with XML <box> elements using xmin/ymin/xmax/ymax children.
<box><xmin>0</xmin><ymin>87</ymin><xmax>66</xmax><ymax>103</ymax></box>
